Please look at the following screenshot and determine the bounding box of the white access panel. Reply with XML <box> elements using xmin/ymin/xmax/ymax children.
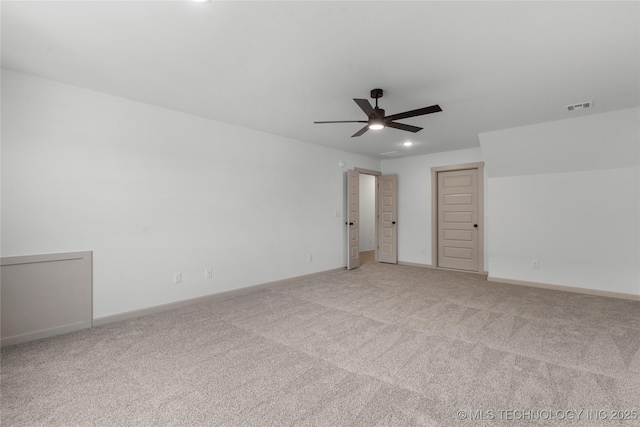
<box><xmin>1</xmin><ymin>251</ymin><xmax>92</xmax><ymax>347</ymax></box>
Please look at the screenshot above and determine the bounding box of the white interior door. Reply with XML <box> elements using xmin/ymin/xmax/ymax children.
<box><xmin>378</xmin><ymin>174</ymin><xmax>398</xmax><ymax>264</ymax></box>
<box><xmin>346</xmin><ymin>170</ymin><xmax>360</xmax><ymax>270</ymax></box>
<box><xmin>437</xmin><ymin>169</ymin><xmax>480</xmax><ymax>271</ymax></box>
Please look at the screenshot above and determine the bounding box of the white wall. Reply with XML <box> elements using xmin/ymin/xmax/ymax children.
<box><xmin>480</xmin><ymin>108</ymin><xmax>640</xmax><ymax>296</ymax></box>
<box><xmin>381</xmin><ymin>148</ymin><xmax>486</xmax><ymax>268</ymax></box>
<box><xmin>488</xmin><ymin>167</ymin><xmax>639</xmax><ymax>294</ymax></box>
<box><xmin>480</xmin><ymin>108</ymin><xmax>639</xmax><ymax>178</ymax></box>
<box><xmin>1</xmin><ymin>69</ymin><xmax>380</xmax><ymax>318</ymax></box>
<box><xmin>358</xmin><ymin>174</ymin><xmax>375</xmax><ymax>252</ymax></box>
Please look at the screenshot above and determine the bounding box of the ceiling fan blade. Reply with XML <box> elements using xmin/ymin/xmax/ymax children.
<box><xmin>354</xmin><ymin>98</ymin><xmax>375</xmax><ymax>117</ymax></box>
<box><xmin>384</xmin><ymin>104</ymin><xmax>442</xmax><ymax>121</ymax></box>
<box><xmin>385</xmin><ymin>121</ymin><xmax>423</xmax><ymax>133</ymax></box>
<box><xmin>351</xmin><ymin>125</ymin><xmax>370</xmax><ymax>137</ymax></box>
<box><xmin>314</xmin><ymin>120</ymin><xmax>368</xmax><ymax>124</ymax></box>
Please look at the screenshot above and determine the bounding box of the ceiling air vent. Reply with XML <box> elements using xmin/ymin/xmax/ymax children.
<box><xmin>379</xmin><ymin>151</ymin><xmax>397</xmax><ymax>156</ymax></box>
<box><xmin>566</xmin><ymin>101</ymin><xmax>592</xmax><ymax>111</ymax></box>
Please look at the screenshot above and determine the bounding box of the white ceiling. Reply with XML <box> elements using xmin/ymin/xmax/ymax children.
<box><xmin>2</xmin><ymin>1</ymin><xmax>638</xmax><ymax>160</ymax></box>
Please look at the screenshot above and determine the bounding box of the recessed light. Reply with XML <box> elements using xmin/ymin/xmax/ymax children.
<box><xmin>403</xmin><ymin>141</ymin><xmax>413</xmax><ymax>147</ymax></box>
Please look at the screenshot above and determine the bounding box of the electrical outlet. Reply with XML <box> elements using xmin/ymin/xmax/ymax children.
<box><xmin>334</xmin><ymin>210</ymin><xmax>341</xmax><ymax>218</ymax></box>
<box><xmin>174</xmin><ymin>272</ymin><xmax>182</xmax><ymax>284</ymax></box>
<box><xmin>308</xmin><ymin>254</ymin><xmax>313</xmax><ymax>262</ymax></box>
<box><xmin>205</xmin><ymin>268</ymin><xmax>212</xmax><ymax>279</ymax></box>
<box><xmin>532</xmin><ymin>260</ymin><xmax>539</xmax><ymax>269</ymax></box>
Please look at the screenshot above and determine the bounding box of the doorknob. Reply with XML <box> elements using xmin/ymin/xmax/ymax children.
<box><xmin>392</xmin><ymin>221</ymin><xmax>396</xmax><ymax>225</ymax></box>
<box><xmin>473</xmin><ymin>224</ymin><xmax>478</xmax><ymax>228</ymax></box>
<box><xmin>346</xmin><ymin>222</ymin><xmax>354</xmax><ymax>226</ymax></box>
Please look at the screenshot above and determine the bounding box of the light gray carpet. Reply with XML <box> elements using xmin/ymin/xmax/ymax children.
<box><xmin>2</xmin><ymin>260</ymin><xmax>640</xmax><ymax>426</ymax></box>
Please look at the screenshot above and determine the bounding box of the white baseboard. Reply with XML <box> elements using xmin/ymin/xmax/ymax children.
<box><xmin>94</xmin><ymin>267</ymin><xmax>345</xmax><ymax>326</ymax></box>
<box><xmin>94</xmin><ymin>268</ymin><xmax>639</xmax><ymax>327</ymax></box>
<box><xmin>487</xmin><ymin>276</ymin><xmax>640</xmax><ymax>301</ymax></box>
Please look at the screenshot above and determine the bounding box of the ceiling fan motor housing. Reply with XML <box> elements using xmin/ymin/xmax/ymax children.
<box><xmin>371</xmin><ymin>108</ymin><xmax>385</xmax><ymax>119</ymax></box>
<box><xmin>370</xmin><ymin>88</ymin><xmax>383</xmax><ymax>99</ymax></box>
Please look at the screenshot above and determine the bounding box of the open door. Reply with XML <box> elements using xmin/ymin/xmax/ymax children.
<box><xmin>346</xmin><ymin>170</ymin><xmax>360</xmax><ymax>270</ymax></box>
<box><xmin>378</xmin><ymin>174</ymin><xmax>398</xmax><ymax>264</ymax></box>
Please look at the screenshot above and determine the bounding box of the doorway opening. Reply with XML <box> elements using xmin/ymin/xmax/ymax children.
<box><xmin>359</xmin><ymin>174</ymin><xmax>376</xmax><ymax>266</ymax></box>
<box><xmin>346</xmin><ymin>168</ymin><xmax>397</xmax><ymax>270</ymax></box>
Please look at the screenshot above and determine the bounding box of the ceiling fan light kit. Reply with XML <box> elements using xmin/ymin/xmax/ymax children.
<box><xmin>314</xmin><ymin>88</ymin><xmax>442</xmax><ymax>137</ymax></box>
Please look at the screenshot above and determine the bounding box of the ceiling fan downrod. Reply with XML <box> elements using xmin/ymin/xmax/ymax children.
<box><xmin>371</xmin><ymin>88</ymin><xmax>383</xmax><ymax>109</ymax></box>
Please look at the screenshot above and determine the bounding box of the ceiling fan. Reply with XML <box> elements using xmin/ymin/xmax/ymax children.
<box><xmin>314</xmin><ymin>88</ymin><xmax>442</xmax><ymax>137</ymax></box>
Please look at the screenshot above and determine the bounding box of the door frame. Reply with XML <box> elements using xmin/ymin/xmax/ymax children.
<box><xmin>431</xmin><ymin>162</ymin><xmax>485</xmax><ymax>273</ymax></box>
<box><xmin>354</xmin><ymin>167</ymin><xmax>381</xmax><ymax>262</ymax></box>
